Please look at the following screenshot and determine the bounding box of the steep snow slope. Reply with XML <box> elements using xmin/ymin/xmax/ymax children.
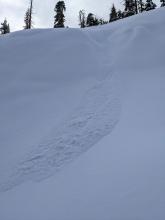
<box><xmin>0</xmin><ymin>26</ymin><xmax>121</xmax><ymax>190</ymax></box>
<box><xmin>0</xmin><ymin>8</ymin><xmax>165</xmax><ymax>220</ymax></box>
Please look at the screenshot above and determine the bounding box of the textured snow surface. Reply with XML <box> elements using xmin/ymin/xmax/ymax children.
<box><xmin>0</xmin><ymin>8</ymin><xmax>165</xmax><ymax>220</ymax></box>
<box><xmin>0</xmin><ymin>73</ymin><xmax>121</xmax><ymax>191</ymax></box>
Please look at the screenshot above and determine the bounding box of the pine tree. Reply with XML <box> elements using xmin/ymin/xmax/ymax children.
<box><xmin>160</xmin><ymin>0</ymin><xmax>165</xmax><ymax>7</ymax></box>
<box><xmin>145</xmin><ymin>0</ymin><xmax>156</xmax><ymax>11</ymax></box>
<box><xmin>24</xmin><ymin>0</ymin><xmax>33</xmax><ymax>29</ymax></box>
<box><xmin>79</xmin><ymin>10</ymin><xmax>86</xmax><ymax>28</ymax></box>
<box><xmin>24</xmin><ymin>8</ymin><xmax>30</xmax><ymax>29</ymax></box>
<box><xmin>138</xmin><ymin>0</ymin><xmax>145</xmax><ymax>12</ymax></box>
<box><xmin>109</xmin><ymin>4</ymin><xmax>118</xmax><ymax>22</ymax></box>
<box><xmin>0</xmin><ymin>19</ymin><xmax>10</xmax><ymax>35</ymax></box>
<box><xmin>99</xmin><ymin>19</ymin><xmax>108</xmax><ymax>25</ymax></box>
<box><xmin>117</xmin><ymin>10</ymin><xmax>123</xmax><ymax>19</ymax></box>
<box><xmin>86</xmin><ymin>13</ymin><xmax>99</xmax><ymax>27</ymax></box>
<box><xmin>86</xmin><ymin>13</ymin><xmax>95</xmax><ymax>26</ymax></box>
<box><xmin>93</xmin><ymin>17</ymin><xmax>99</xmax><ymax>26</ymax></box>
<box><xmin>29</xmin><ymin>0</ymin><xmax>33</xmax><ymax>29</ymax></box>
<box><xmin>135</xmin><ymin>0</ymin><xmax>138</xmax><ymax>13</ymax></box>
<box><xmin>54</xmin><ymin>1</ymin><xmax>66</xmax><ymax>28</ymax></box>
<box><xmin>86</xmin><ymin>13</ymin><xmax>94</xmax><ymax>27</ymax></box>
<box><xmin>124</xmin><ymin>0</ymin><xmax>137</xmax><ymax>17</ymax></box>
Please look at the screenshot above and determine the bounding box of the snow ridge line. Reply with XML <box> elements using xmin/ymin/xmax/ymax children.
<box><xmin>0</xmin><ymin>71</ymin><xmax>121</xmax><ymax>192</ymax></box>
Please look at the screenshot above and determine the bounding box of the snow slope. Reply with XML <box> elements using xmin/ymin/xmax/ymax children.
<box><xmin>0</xmin><ymin>8</ymin><xmax>165</xmax><ymax>220</ymax></box>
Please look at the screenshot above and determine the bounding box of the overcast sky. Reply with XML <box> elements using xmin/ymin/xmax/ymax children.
<box><xmin>0</xmin><ymin>0</ymin><xmax>160</xmax><ymax>31</ymax></box>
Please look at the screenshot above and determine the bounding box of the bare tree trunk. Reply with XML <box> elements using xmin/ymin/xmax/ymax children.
<box><xmin>135</xmin><ymin>0</ymin><xmax>138</xmax><ymax>14</ymax></box>
<box><xmin>29</xmin><ymin>0</ymin><xmax>33</xmax><ymax>29</ymax></box>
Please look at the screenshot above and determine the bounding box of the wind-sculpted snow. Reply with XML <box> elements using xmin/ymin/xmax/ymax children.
<box><xmin>0</xmin><ymin>71</ymin><xmax>120</xmax><ymax>191</ymax></box>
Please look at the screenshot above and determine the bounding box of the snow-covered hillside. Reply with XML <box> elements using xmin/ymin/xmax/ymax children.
<box><xmin>0</xmin><ymin>8</ymin><xmax>165</xmax><ymax>220</ymax></box>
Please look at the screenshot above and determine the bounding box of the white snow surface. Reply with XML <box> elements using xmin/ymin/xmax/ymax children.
<box><xmin>0</xmin><ymin>8</ymin><xmax>165</xmax><ymax>220</ymax></box>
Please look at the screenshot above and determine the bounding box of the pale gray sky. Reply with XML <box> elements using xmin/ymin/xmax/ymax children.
<box><xmin>0</xmin><ymin>0</ymin><xmax>160</xmax><ymax>31</ymax></box>
<box><xmin>0</xmin><ymin>0</ymin><xmax>123</xmax><ymax>31</ymax></box>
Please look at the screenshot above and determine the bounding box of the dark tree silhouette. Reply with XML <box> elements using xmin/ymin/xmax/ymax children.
<box><xmin>160</xmin><ymin>0</ymin><xmax>165</xmax><ymax>7</ymax></box>
<box><xmin>79</xmin><ymin>10</ymin><xmax>86</xmax><ymax>28</ymax></box>
<box><xmin>99</xmin><ymin>19</ymin><xmax>108</xmax><ymax>25</ymax></box>
<box><xmin>86</xmin><ymin>13</ymin><xmax>99</xmax><ymax>27</ymax></box>
<box><xmin>124</xmin><ymin>0</ymin><xmax>137</xmax><ymax>17</ymax></box>
<box><xmin>29</xmin><ymin>0</ymin><xmax>33</xmax><ymax>29</ymax></box>
<box><xmin>24</xmin><ymin>8</ymin><xmax>31</xmax><ymax>29</ymax></box>
<box><xmin>54</xmin><ymin>1</ymin><xmax>66</xmax><ymax>28</ymax></box>
<box><xmin>109</xmin><ymin>4</ymin><xmax>118</xmax><ymax>22</ymax></box>
<box><xmin>145</xmin><ymin>0</ymin><xmax>157</xmax><ymax>11</ymax></box>
<box><xmin>0</xmin><ymin>19</ymin><xmax>10</xmax><ymax>34</ymax></box>
<box><xmin>24</xmin><ymin>0</ymin><xmax>33</xmax><ymax>29</ymax></box>
<box><xmin>138</xmin><ymin>0</ymin><xmax>145</xmax><ymax>12</ymax></box>
<box><xmin>117</xmin><ymin>10</ymin><xmax>123</xmax><ymax>19</ymax></box>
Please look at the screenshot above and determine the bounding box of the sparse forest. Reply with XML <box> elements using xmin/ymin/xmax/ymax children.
<box><xmin>0</xmin><ymin>0</ymin><xmax>164</xmax><ymax>34</ymax></box>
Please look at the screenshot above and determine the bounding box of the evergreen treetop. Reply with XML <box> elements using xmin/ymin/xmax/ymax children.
<box><xmin>79</xmin><ymin>10</ymin><xmax>86</xmax><ymax>28</ymax></box>
<box><xmin>0</xmin><ymin>19</ymin><xmax>10</xmax><ymax>35</ymax></box>
<box><xmin>54</xmin><ymin>1</ymin><xmax>66</xmax><ymax>28</ymax></box>
<box><xmin>160</xmin><ymin>0</ymin><xmax>165</xmax><ymax>7</ymax></box>
<box><xmin>145</xmin><ymin>0</ymin><xmax>157</xmax><ymax>11</ymax></box>
<box><xmin>109</xmin><ymin>4</ymin><xmax>118</xmax><ymax>22</ymax></box>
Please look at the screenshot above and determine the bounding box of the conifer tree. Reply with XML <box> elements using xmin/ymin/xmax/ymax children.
<box><xmin>29</xmin><ymin>0</ymin><xmax>33</xmax><ymax>29</ymax></box>
<box><xmin>117</xmin><ymin>10</ymin><xmax>123</xmax><ymax>19</ymax></box>
<box><xmin>160</xmin><ymin>0</ymin><xmax>165</xmax><ymax>7</ymax></box>
<box><xmin>135</xmin><ymin>0</ymin><xmax>138</xmax><ymax>13</ymax></box>
<box><xmin>138</xmin><ymin>0</ymin><xmax>145</xmax><ymax>12</ymax></box>
<box><xmin>24</xmin><ymin>8</ymin><xmax>31</xmax><ymax>29</ymax></box>
<box><xmin>124</xmin><ymin>0</ymin><xmax>137</xmax><ymax>17</ymax></box>
<box><xmin>86</xmin><ymin>13</ymin><xmax>95</xmax><ymax>26</ymax></box>
<box><xmin>145</xmin><ymin>0</ymin><xmax>156</xmax><ymax>11</ymax></box>
<box><xmin>79</xmin><ymin>10</ymin><xmax>86</xmax><ymax>28</ymax></box>
<box><xmin>24</xmin><ymin>0</ymin><xmax>33</xmax><ymax>29</ymax></box>
<box><xmin>109</xmin><ymin>4</ymin><xmax>118</xmax><ymax>22</ymax></box>
<box><xmin>0</xmin><ymin>19</ymin><xmax>10</xmax><ymax>35</ymax></box>
<box><xmin>99</xmin><ymin>19</ymin><xmax>108</xmax><ymax>25</ymax></box>
<box><xmin>93</xmin><ymin>17</ymin><xmax>99</xmax><ymax>26</ymax></box>
<box><xmin>86</xmin><ymin>13</ymin><xmax>99</xmax><ymax>27</ymax></box>
<box><xmin>54</xmin><ymin>1</ymin><xmax>66</xmax><ymax>28</ymax></box>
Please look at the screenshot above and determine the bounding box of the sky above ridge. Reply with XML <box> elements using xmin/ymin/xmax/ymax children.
<box><xmin>0</xmin><ymin>0</ymin><xmax>160</xmax><ymax>31</ymax></box>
